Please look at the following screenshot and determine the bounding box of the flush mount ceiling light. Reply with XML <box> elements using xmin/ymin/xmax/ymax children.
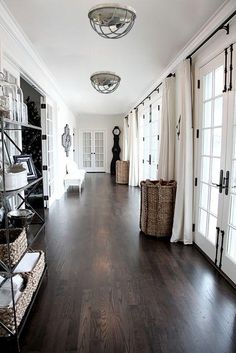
<box><xmin>90</xmin><ymin>71</ymin><xmax>121</xmax><ymax>94</ymax></box>
<box><xmin>88</xmin><ymin>3</ymin><xmax>136</xmax><ymax>39</ymax></box>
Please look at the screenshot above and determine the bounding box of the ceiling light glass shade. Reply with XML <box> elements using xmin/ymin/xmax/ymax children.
<box><xmin>88</xmin><ymin>3</ymin><xmax>136</xmax><ymax>39</ymax></box>
<box><xmin>90</xmin><ymin>71</ymin><xmax>121</xmax><ymax>94</ymax></box>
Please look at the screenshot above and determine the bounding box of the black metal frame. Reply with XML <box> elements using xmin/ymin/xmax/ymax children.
<box><xmin>0</xmin><ymin>114</ymin><xmax>47</xmax><ymax>352</ymax></box>
<box><xmin>186</xmin><ymin>11</ymin><xmax>236</xmax><ymax>59</ymax></box>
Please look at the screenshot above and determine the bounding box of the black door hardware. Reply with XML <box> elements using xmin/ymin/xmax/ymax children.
<box><xmin>212</xmin><ymin>169</ymin><xmax>223</xmax><ymax>193</ymax></box>
<box><xmin>224</xmin><ymin>171</ymin><xmax>230</xmax><ymax>195</ymax></box>
<box><xmin>215</xmin><ymin>227</ymin><xmax>220</xmax><ymax>265</ymax></box>
<box><xmin>219</xmin><ymin>230</ymin><xmax>225</xmax><ymax>269</ymax></box>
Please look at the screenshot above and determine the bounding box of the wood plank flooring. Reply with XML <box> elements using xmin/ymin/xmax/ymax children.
<box><xmin>6</xmin><ymin>174</ymin><xmax>236</xmax><ymax>352</ymax></box>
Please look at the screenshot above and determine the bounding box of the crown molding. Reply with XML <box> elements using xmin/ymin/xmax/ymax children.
<box><xmin>0</xmin><ymin>0</ymin><xmax>69</xmax><ymax>104</ymax></box>
<box><xmin>127</xmin><ymin>0</ymin><xmax>236</xmax><ymax>115</ymax></box>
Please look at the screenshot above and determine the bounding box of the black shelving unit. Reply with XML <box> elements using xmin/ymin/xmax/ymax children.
<box><xmin>0</xmin><ymin>107</ymin><xmax>47</xmax><ymax>352</ymax></box>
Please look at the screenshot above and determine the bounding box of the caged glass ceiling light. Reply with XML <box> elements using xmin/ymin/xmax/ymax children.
<box><xmin>90</xmin><ymin>71</ymin><xmax>121</xmax><ymax>94</ymax></box>
<box><xmin>88</xmin><ymin>3</ymin><xmax>136</xmax><ymax>39</ymax></box>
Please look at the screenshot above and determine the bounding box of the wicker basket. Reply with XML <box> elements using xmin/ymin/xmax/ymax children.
<box><xmin>0</xmin><ymin>250</ymin><xmax>45</xmax><ymax>336</ymax></box>
<box><xmin>0</xmin><ymin>228</ymin><xmax>27</xmax><ymax>267</ymax></box>
<box><xmin>116</xmin><ymin>160</ymin><xmax>129</xmax><ymax>184</ymax></box>
<box><xmin>140</xmin><ymin>179</ymin><xmax>177</xmax><ymax>237</ymax></box>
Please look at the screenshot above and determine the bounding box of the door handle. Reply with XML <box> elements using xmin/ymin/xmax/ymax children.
<box><xmin>224</xmin><ymin>171</ymin><xmax>229</xmax><ymax>195</ymax></box>
<box><xmin>212</xmin><ymin>169</ymin><xmax>223</xmax><ymax>193</ymax></box>
<box><xmin>214</xmin><ymin>227</ymin><xmax>220</xmax><ymax>265</ymax></box>
<box><xmin>219</xmin><ymin>230</ymin><xmax>225</xmax><ymax>270</ymax></box>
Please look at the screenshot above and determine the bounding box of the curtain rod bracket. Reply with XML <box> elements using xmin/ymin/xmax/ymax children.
<box><xmin>222</xmin><ymin>23</ymin><xmax>229</xmax><ymax>35</ymax></box>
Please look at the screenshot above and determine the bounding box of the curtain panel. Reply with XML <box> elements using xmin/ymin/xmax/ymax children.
<box><xmin>158</xmin><ymin>76</ymin><xmax>176</xmax><ymax>180</ymax></box>
<box><xmin>122</xmin><ymin>117</ymin><xmax>129</xmax><ymax>161</ymax></box>
<box><xmin>171</xmin><ymin>60</ymin><xmax>193</xmax><ymax>245</ymax></box>
<box><xmin>128</xmin><ymin>110</ymin><xmax>139</xmax><ymax>186</ymax></box>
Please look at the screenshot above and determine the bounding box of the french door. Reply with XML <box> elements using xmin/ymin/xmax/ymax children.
<box><xmin>79</xmin><ymin>130</ymin><xmax>106</xmax><ymax>172</ymax></box>
<box><xmin>41</xmin><ymin>97</ymin><xmax>55</xmax><ymax>207</ymax></box>
<box><xmin>195</xmin><ymin>45</ymin><xmax>236</xmax><ymax>284</ymax></box>
<box><xmin>139</xmin><ymin>92</ymin><xmax>162</xmax><ymax>181</ymax></box>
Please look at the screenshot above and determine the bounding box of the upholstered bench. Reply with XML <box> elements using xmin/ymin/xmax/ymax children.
<box><xmin>64</xmin><ymin>160</ymin><xmax>86</xmax><ymax>193</ymax></box>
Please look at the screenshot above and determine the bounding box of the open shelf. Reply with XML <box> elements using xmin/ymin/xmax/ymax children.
<box><xmin>0</xmin><ymin>117</ymin><xmax>42</xmax><ymax>131</ymax></box>
<box><xmin>0</xmin><ymin>265</ymin><xmax>47</xmax><ymax>340</ymax></box>
<box><xmin>0</xmin><ymin>177</ymin><xmax>43</xmax><ymax>198</ymax></box>
<box><xmin>0</xmin><ymin>223</ymin><xmax>46</xmax><ymax>275</ymax></box>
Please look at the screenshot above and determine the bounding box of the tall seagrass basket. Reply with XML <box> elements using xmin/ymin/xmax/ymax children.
<box><xmin>140</xmin><ymin>180</ymin><xmax>177</xmax><ymax>237</ymax></box>
<box><xmin>116</xmin><ymin>160</ymin><xmax>129</xmax><ymax>184</ymax></box>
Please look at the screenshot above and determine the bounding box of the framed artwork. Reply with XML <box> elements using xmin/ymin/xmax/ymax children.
<box><xmin>13</xmin><ymin>154</ymin><xmax>37</xmax><ymax>180</ymax></box>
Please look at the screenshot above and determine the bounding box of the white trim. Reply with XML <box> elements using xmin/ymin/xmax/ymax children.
<box><xmin>126</xmin><ymin>0</ymin><xmax>236</xmax><ymax>115</ymax></box>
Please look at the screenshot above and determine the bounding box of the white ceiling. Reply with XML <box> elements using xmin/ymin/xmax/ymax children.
<box><xmin>4</xmin><ymin>0</ymin><xmax>224</xmax><ymax>116</ymax></box>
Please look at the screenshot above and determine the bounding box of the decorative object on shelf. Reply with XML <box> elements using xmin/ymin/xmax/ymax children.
<box><xmin>0</xmin><ymin>72</ymin><xmax>26</xmax><ymax>122</ymax></box>
<box><xmin>110</xmin><ymin>126</ymin><xmax>121</xmax><ymax>175</ymax></box>
<box><xmin>7</xmin><ymin>209</ymin><xmax>35</xmax><ymax>229</ymax></box>
<box><xmin>90</xmin><ymin>71</ymin><xmax>121</xmax><ymax>94</ymax></box>
<box><xmin>13</xmin><ymin>155</ymin><xmax>37</xmax><ymax>181</ymax></box>
<box><xmin>116</xmin><ymin>160</ymin><xmax>129</xmax><ymax>184</ymax></box>
<box><xmin>88</xmin><ymin>3</ymin><xmax>136</xmax><ymax>39</ymax></box>
<box><xmin>0</xmin><ymin>164</ymin><xmax>27</xmax><ymax>191</ymax></box>
<box><xmin>21</xmin><ymin>103</ymin><xmax>28</xmax><ymax>124</ymax></box>
<box><xmin>140</xmin><ymin>180</ymin><xmax>177</xmax><ymax>237</ymax></box>
<box><xmin>62</xmin><ymin>124</ymin><xmax>72</xmax><ymax>157</ymax></box>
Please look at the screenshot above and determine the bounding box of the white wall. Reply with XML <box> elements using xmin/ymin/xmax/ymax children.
<box><xmin>77</xmin><ymin>114</ymin><xmax>123</xmax><ymax>173</ymax></box>
<box><xmin>0</xmin><ymin>3</ymin><xmax>77</xmax><ymax>201</ymax></box>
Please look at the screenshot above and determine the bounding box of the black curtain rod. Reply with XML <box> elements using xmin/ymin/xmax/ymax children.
<box><xmin>133</xmin><ymin>72</ymin><xmax>176</xmax><ymax>111</ymax></box>
<box><xmin>133</xmin><ymin>81</ymin><xmax>162</xmax><ymax>110</ymax></box>
<box><xmin>124</xmin><ymin>72</ymin><xmax>176</xmax><ymax>117</ymax></box>
<box><xmin>187</xmin><ymin>10</ymin><xmax>236</xmax><ymax>59</ymax></box>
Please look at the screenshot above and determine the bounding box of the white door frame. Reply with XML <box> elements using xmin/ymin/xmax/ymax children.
<box><xmin>194</xmin><ymin>44</ymin><xmax>236</xmax><ymax>284</ymax></box>
<box><xmin>79</xmin><ymin>129</ymin><xmax>107</xmax><ymax>172</ymax></box>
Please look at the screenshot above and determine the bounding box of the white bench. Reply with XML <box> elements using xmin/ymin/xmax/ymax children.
<box><xmin>64</xmin><ymin>160</ymin><xmax>86</xmax><ymax>193</ymax></box>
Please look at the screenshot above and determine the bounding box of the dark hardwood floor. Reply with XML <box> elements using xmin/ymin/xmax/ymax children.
<box><xmin>8</xmin><ymin>174</ymin><xmax>236</xmax><ymax>352</ymax></box>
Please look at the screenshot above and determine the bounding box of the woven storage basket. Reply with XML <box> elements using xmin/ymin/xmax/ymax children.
<box><xmin>140</xmin><ymin>179</ymin><xmax>177</xmax><ymax>237</ymax></box>
<box><xmin>0</xmin><ymin>250</ymin><xmax>45</xmax><ymax>336</ymax></box>
<box><xmin>0</xmin><ymin>228</ymin><xmax>27</xmax><ymax>267</ymax></box>
<box><xmin>116</xmin><ymin>160</ymin><xmax>129</xmax><ymax>184</ymax></box>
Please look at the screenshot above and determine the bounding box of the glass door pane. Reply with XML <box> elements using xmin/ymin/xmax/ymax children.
<box><xmin>94</xmin><ymin>131</ymin><xmax>105</xmax><ymax>170</ymax></box>
<box><xmin>150</xmin><ymin>98</ymin><xmax>161</xmax><ymax>179</ymax></box>
<box><xmin>198</xmin><ymin>64</ymin><xmax>224</xmax><ymax>245</ymax></box>
<box><xmin>195</xmin><ymin>51</ymin><xmax>227</xmax><ymax>263</ymax></box>
<box><xmin>83</xmin><ymin>132</ymin><xmax>92</xmax><ymax>168</ymax></box>
<box><xmin>221</xmin><ymin>84</ymin><xmax>236</xmax><ymax>283</ymax></box>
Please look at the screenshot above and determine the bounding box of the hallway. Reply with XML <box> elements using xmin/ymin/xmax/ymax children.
<box><xmin>20</xmin><ymin>174</ymin><xmax>236</xmax><ymax>353</ymax></box>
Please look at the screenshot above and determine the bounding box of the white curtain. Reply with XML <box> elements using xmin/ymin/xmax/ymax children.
<box><xmin>122</xmin><ymin>117</ymin><xmax>129</xmax><ymax>161</ymax></box>
<box><xmin>171</xmin><ymin>60</ymin><xmax>193</xmax><ymax>245</ymax></box>
<box><xmin>158</xmin><ymin>77</ymin><xmax>176</xmax><ymax>180</ymax></box>
<box><xmin>128</xmin><ymin>110</ymin><xmax>139</xmax><ymax>186</ymax></box>
<box><xmin>137</xmin><ymin>104</ymin><xmax>144</xmax><ymax>184</ymax></box>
